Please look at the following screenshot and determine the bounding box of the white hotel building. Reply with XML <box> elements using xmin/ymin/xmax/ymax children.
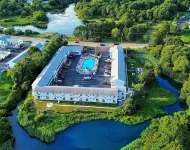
<box><xmin>32</xmin><ymin>45</ymin><xmax>127</xmax><ymax>104</ymax></box>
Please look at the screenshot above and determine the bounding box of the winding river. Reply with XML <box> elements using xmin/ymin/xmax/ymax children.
<box><xmin>14</xmin><ymin>4</ymin><xmax>82</xmax><ymax>35</ymax></box>
<box><xmin>8</xmin><ymin>76</ymin><xmax>183</xmax><ymax>150</ymax></box>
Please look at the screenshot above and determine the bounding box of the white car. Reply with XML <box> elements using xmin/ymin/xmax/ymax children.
<box><xmin>105</xmin><ymin>59</ymin><xmax>111</xmax><ymax>62</ymax></box>
<box><xmin>104</xmin><ymin>70</ymin><xmax>110</xmax><ymax>74</ymax></box>
<box><xmin>104</xmin><ymin>73</ymin><xmax>110</xmax><ymax>77</ymax></box>
<box><xmin>84</xmin><ymin>76</ymin><xmax>92</xmax><ymax>80</ymax></box>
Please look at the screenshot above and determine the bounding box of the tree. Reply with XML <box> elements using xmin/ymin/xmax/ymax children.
<box><xmin>186</xmin><ymin>96</ymin><xmax>190</xmax><ymax>109</ymax></box>
<box><xmin>33</xmin><ymin>10</ymin><xmax>48</xmax><ymax>21</ymax></box>
<box><xmin>173</xmin><ymin>56</ymin><xmax>189</xmax><ymax>73</ymax></box>
<box><xmin>138</xmin><ymin>68</ymin><xmax>155</xmax><ymax>85</ymax></box>
<box><xmin>3</xmin><ymin>27</ymin><xmax>15</xmax><ymax>35</ymax></box>
<box><xmin>149</xmin><ymin>45</ymin><xmax>163</xmax><ymax>59</ymax></box>
<box><xmin>164</xmin><ymin>36</ymin><xmax>184</xmax><ymax>46</ymax></box>
<box><xmin>111</xmin><ymin>28</ymin><xmax>120</xmax><ymax>39</ymax></box>
<box><xmin>183</xmin><ymin>22</ymin><xmax>189</xmax><ymax>30</ymax></box>
<box><xmin>27</xmin><ymin>46</ymin><xmax>41</xmax><ymax>56</ymax></box>
<box><xmin>143</xmin><ymin>34</ymin><xmax>149</xmax><ymax>42</ymax></box>
<box><xmin>122</xmin><ymin>98</ymin><xmax>135</xmax><ymax>115</ymax></box>
<box><xmin>160</xmin><ymin>45</ymin><xmax>175</xmax><ymax>68</ymax></box>
<box><xmin>180</xmin><ymin>77</ymin><xmax>190</xmax><ymax>101</ymax></box>
<box><xmin>25</xmin><ymin>29</ymin><xmax>33</xmax><ymax>36</ymax></box>
<box><xmin>62</xmin><ymin>40</ymin><xmax>68</xmax><ymax>45</ymax></box>
<box><xmin>0</xmin><ymin>117</ymin><xmax>12</xmax><ymax>146</ymax></box>
<box><xmin>122</xmin><ymin>112</ymin><xmax>190</xmax><ymax>150</ymax></box>
<box><xmin>150</xmin><ymin>30</ymin><xmax>165</xmax><ymax>46</ymax></box>
<box><xmin>132</xmin><ymin>83</ymin><xmax>144</xmax><ymax>93</ymax></box>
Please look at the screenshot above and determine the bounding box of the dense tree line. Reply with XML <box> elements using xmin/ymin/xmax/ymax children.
<box><xmin>147</xmin><ymin>21</ymin><xmax>190</xmax><ymax>110</ymax></box>
<box><xmin>0</xmin><ymin>36</ymin><xmax>64</xmax><ymax>149</ymax></box>
<box><xmin>74</xmin><ymin>22</ymin><xmax>149</xmax><ymax>42</ymax></box>
<box><xmin>149</xmin><ymin>22</ymin><xmax>189</xmax><ymax>82</ymax></box>
<box><xmin>122</xmin><ymin>111</ymin><xmax>190</xmax><ymax>150</ymax></box>
<box><xmin>0</xmin><ymin>0</ymin><xmax>48</xmax><ymax>21</ymax></box>
<box><xmin>8</xmin><ymin>36</ymin><xmax>63</xmax><ymax>93</ymax></box>
<box><xmin>47</xmin><ymin>0</ymin><xmax>78</xmax><ymax>9</ymax></box>
<box><xmin>75</xmin><ymin>0</ymin><xmax>190</xmax><ymax>22</ymax></box>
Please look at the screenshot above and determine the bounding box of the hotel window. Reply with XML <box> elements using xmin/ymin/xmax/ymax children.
<box><xmin>102</xmin><ymin>100</ymin><xmax>105</xmax><ymax>102</ymax></box>
<box><xmin>38</xmin><ymin>96</ymin><xmax>40</xmax><ymax>99</ymax></box>
<box><xmin>96</xmin><ymin>99</ymin><xmax>99</xmax><ymax>102</ymax></box>
<box><xmin>86</xmin><ymin>98</ymin><xmax>88</xmax><ymax>101</ymax></box>
<box><xmin>113</xmin><ymin>100</ymin><xmax>115</xmax><ymax>103</ymax></box>
<box><xmin>46</xmin><ymin>96</ymin><xmax>49</xmax><ymax>99</ymax></box>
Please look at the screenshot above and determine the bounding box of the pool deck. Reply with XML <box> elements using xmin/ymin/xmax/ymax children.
<box><xmin>60</xmin><ymin>48</ymin><xmax>111</xmax><ymax>88</ymax></box>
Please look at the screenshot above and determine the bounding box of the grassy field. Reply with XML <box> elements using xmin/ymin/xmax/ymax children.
<box><xmin>179</xmin><ymin>32</ymin><xmax>190</xmax><ymax>44</ymax></box>
<box><xmin>0</xmin><ymin>72</ymin><xmax>13</xmax><ymax>103</ymax></box>
<box><xmin>34</xmin><ymin>99</ymin><xmax>116</xmax><ymax>113</ymax></box>
<box><xmin>133</xmin><ymin>83</ymin><xmax>176</xmax><ymax>118</ymax></box>
<box><xmin>127</xmin><ymin>48</ymin><xmax>157</xmax><ymax>86</ymax></box>
<box><xmin>18</xmin><ymin>84</ymin><xmax>177</xmax><ymax>143</ymax></box>
<box><xmin>0</xmin><ymin>16</ymin><xmax>47</xmax><ymax>28</ymax></box>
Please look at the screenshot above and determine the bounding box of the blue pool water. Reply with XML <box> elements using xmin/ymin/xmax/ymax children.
<box><xmin>7</xmin><ymin>76</ymin><xmax>183</xmax><ymax>150</ymax></box>
<box><xmin>81</xmin><ymin>58</ymin><xmax>95</xmax><ymax>70</ymax></box>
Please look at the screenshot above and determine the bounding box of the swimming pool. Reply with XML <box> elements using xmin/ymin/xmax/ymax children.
<box><xmin>81</xmin><ymin>58</ymin><xmax>95</xmax><ymax>70</ymax></box>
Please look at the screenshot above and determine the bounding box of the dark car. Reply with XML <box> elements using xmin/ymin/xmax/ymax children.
<box><xmin>100</xmin><ymin>43</ymin><xmax>105</xmax><ymax>46</ymax></box>
<box><xmin>46</xmin><ymin>40</ymin><xmax>50</xmax><ymax>42</ymax></box>
<box><xmin>75</xmin><ymin>41</ymin><xmax>79</xmax><ymax>43</ymax></box>
<box><xmin>114</xmin><ymin>43</ymin><xmax>119</xmax><ymax>45</ymax></box>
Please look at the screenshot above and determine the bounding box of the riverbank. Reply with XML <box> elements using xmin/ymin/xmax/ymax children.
<box><xmin>17</xmin><ymin>80</ymin><xmax>177</xmax><ymax>144</ymax></box>
<box><xmin>0</xmin><ymin>16</ymin><xmax>48</xmax><ymax>28</ymax></box>
<box><xmin>122</xmin><ymin>110</ymin><xmax>189</xmax><ymax>150</ymax></box>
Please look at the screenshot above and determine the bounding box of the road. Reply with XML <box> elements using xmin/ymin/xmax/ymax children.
<box><xmin>69</xmin><ymin>41</ymin><xmax>149</xmax><ymax>48</ymax></box>
<box><xmin>9</xmin><ymin>36</ymin><xmax>149</xmax><ymax>48</ymax></box>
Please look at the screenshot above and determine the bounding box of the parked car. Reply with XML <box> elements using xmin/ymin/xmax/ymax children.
<box><xmin>68</xmin><ymin>55</ymin><xmax>75</xmax><ymax>59</ymax></box>
<box><xmin>104</xmin><ymin>66</ymin><xmax>111</xmax><ymax>70</ymax></box>
<box><xmin>57</xmin><ymin>80</ymin><xmax>63</xmax><ymax>83</ymax></box>
<box><xmin>45</xmin><ymin>40</ymin><xmax>50</xmax><ymax>42</ymax></box>
<box><xmin>104</xmin><ymin>73</ymin><xmax>110</xmax><ymax>77</ymax></box>
<box><xmin>114</xmin><ymin>43</ymin><xmax>119</xmax><ymax>45</ymax></box>
<box><xmin>84</xmin><ymin>76</ymin><xmax>92</xmax><ymax>80</ymax></box>
<box><xmin>75</xmin><ymin>41</ymin><xmax>79</xmax><ymax>43</ymax></box>
<box><xmin>100</xmin><ymin>43</ymin><xmax>105</xmax><ymax>46</ymax></box>
<box><xmin>104</xmin><ymin>82</ymin><xmax>108</xmax><ymax>85</ymax></box>
<box><xmin>104</xmin><ymin>70</ymin><xmax>111</xmax><ymax>74</ymax></box>
<box><xmin>105</xmin><ymin>59</ymin><xmax>111</xmax><ymax>62</ymax></box>
<box><xmin>104</xmin><ymin>82</ymin><xmax>111</xmax><ymax>85</ymax></box>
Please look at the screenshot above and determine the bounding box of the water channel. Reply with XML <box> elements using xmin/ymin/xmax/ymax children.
<box><xmin>14</xmin><ymin>4</ymin><xmax>82</xmax><ymax>35</ymax></box>
<box><xmin>8</xmin><ymin>76</ymin><xmax>183</xmax><ymax>150</ymax></box>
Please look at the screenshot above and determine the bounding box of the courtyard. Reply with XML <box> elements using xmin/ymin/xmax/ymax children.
<box><xmin>52</xmin><ymin>47</ymin><xmax>112</xmax><ymax>88</ymax></box>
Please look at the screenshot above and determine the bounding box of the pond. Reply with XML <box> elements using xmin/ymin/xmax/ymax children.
<box><xmin>14</xmin><ymin>4</ymin><xmax>82</xmax><ymax>35</ymax></box>
<box><xmin>8</xmin><ymin>76</ymin><xmax>183</xmax><ymax>150</ymax></box>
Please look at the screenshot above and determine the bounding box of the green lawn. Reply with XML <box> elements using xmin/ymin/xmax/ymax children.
<box><xmin>127</xmin><ymin>48</ymin><xmax>157</xmax><ymax>86</ymax></box>
<box><xmin>0</xmin><ymin>73</ymin><xmax>13</xmax><ymax>103</ymax></box>
<box><xmin>179</xmin><ymin>32</ymin><xmax>190</xmax><ymax>44</ymax></box>
<box><xmin>34</xmin><ymin>99</ymin><xmax>116</xmax><ymax>113</ymax></box>
<box><xmin>0</xmin><ymin>16</ymin><xmax>47</xmax><ymax>28</ymax></box>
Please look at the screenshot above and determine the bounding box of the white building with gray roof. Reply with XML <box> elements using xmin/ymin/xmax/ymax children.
<box><xmin>110</xmin><ymin>45</ymin><xmax>127</xmax><ymax>100</ymax></box>
<box><xmin>32</xmin><ymin>45</ymin><xmax>127</xmax><ymax>104</ymax></box>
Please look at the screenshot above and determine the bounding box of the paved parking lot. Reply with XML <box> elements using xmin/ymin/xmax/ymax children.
<box><xmin>0</xmin><ymin>43</ymin><xmax>31</xmax><ymax>72</ymax></box>
<box><xmin>61</xmin><ymin>47</ymin><xmax>111</xmax><ymax>88</ymax></box>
